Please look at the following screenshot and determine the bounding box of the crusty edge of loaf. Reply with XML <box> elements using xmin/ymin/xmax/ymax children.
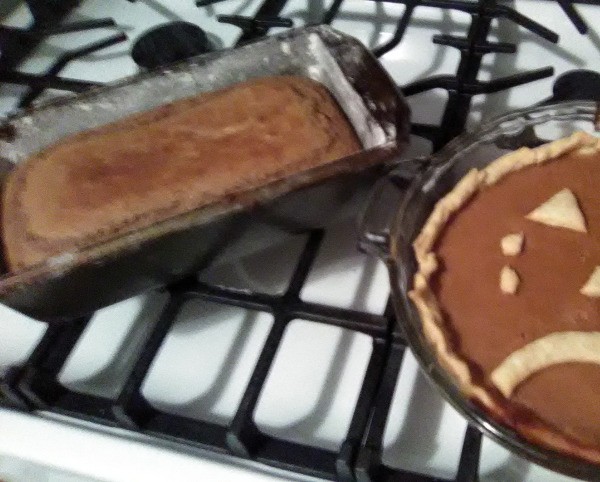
<box><xmin>3</xmin><ymin>76</ymin><xmax>363</xmax><ymax>271</ymax></box>
<box><xmin>407</xmin><ymin>130</ymin><xmax>600</xmax><ymax>464</ymax></box>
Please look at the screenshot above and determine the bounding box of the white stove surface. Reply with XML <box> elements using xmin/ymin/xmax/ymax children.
<box><xmin>1</xmin><ymin>1</ymin><xmax>599</xmax><ymax>481</ymax></box>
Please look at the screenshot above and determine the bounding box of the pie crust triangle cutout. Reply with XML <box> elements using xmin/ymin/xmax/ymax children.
<box><xmin>581</xmin><ymin>266</ymin><xmax>600</xmax><ymax>297</ymax></box>
<box><xmin>525</xmin><ymin>188</ymin><xmax>587</xmax><ymax>233</ymax></box>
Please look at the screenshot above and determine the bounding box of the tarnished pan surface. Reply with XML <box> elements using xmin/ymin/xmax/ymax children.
<box><xmin>0</xmin><ymin>25</ymin><xmax>410</xmax><ymax>320</ymax></box>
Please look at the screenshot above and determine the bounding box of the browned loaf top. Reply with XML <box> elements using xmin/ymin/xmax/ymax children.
<box><xmin>2</xmin><ymin>76</ymin><xmax>361</xmax><ymax>271</ymax></box>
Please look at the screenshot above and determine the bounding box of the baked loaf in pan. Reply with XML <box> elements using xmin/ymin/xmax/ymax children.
<box><xmin>2</xmin><ymin>75</ymin><xmax>361</xmax><ymax>271</ymax></box>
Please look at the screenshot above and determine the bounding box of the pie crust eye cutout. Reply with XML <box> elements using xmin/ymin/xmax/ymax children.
<box><xmin>525</xmin><ymin>188</ymin><xmax>587</xmax><ymax>233</ymax></box>
<box><xmin>581</xmin><ymin>266</ymin><xmax>600</xmax><ymax>297</ymax></box>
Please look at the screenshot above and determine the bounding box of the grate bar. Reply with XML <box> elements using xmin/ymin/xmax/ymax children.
<box><xmin>145</xmin><ymin>413</ymin><xmax>229</xmax><ymax>452</ymax></box>
<box><xmin>227</xmin><ymin>316</ymin><xmax>288</xmax><ymax>457</ymax></box>
<box><xmin>403</xmin><ymin>74</ymin><xmax>458</xmax><ymax>95</ymax></box>
<box><xmin>322</xmin><ymin>0</ymin><xmax>346</xmax><ymax>24</ymax></box>
<box><xmin>227</xmin><ymin>230</ymin><xmax>327</xmax><ymax>456</ymax></box>
<box><xmin>25</xmin><ymin>0</ymin><xmax>80</xmax><ymax>26</ymax></box>
<box><xmin>454</xmin><ymin>425</ymin><xmax>482</xmax><ymax>482</ymax></box>
<box><xmin>431</xmin><ymin>0</ymin><xmax>554</xmax><ymax>147</ymax></box>
<box><xmin>0</xmin><ymin>1</ymin><xmax>94</xmax><ymax>72</ymax></box>
<box><xmin>498</xmin><ymin>5</ymin><xmax>559</xmax><ymax>42</ymax></box>
<box><xmin>0</xmin><ymin>366</ymin><xmax>33</xmax><ymax>409</ymax></box>
<box><xmin>287</xmin><ymin>301</ymin><xmax>388</xmax><ymax>336</ymax></box>
<box><xmin>30</xmin><ymin>18</ymin><xmax>118</xmax><ymax>35</ymax></box>
<box><xmin>285</xmin><ymin>230</ymin><xmax>324</xmax><ymax>296</ymax></box>
<box><xmin>475</xmin><ymin>67</ymin><xmax>555</xmax><ymax>94</ymax></box>
<box><xmin>376</xmin><ymin>467</ymin><xmax>449</xmax><ymax>482</ymax></box>
<box><xmin>557</xmin><ymin>0</ymin><xmax>588</xmax><ymax>33</ymax></box>
<box><xmin>373</xmin><ymin>1</ymin><xmax>417</xmax><ymax>58</ymax></box>
<box><xmin>433</xmin><ymin>35</ymin><xmax>516</xmax><ymax>54</ymax></box>
<box><xmin>403</xmin><ymin>68</ymin><xmax>554</xmax><ymax>96</ymax></box>
<box><xmin>369</xmin><ymin>0</ymin><xmax>559</xmax><ymax>42</ymax></box>
<box><xmin>20</xmin><ymin>318</ymin><xmax>90</xmax><ymax>375</ymax></box>
<box><xmin>354</xmin><ymin>341</ymin><xmax>407</xmax><ymax>481</ymax></box>
<box><xmin>196</xmin><ymin>0</ymin><xmax>228</xmax><ymax>6</ymax></box>
<box><xmin>410</xmin><ymin>123</ymin><xmax>442</xmax><ymax>144</ymax></box>
<box><xmin>218</xmin><ymin>15</ymin><xmax>293</xmax><ymax>30</ymax></box>
<box><xmin>187</xmin><ymin>283</ymin><xmax>387</xmax><ymax>334</ymax></box>
<box><xmin>19</xmin><ymin>32</ymin><xmax>128</xmax><ymax>108</ymax></box>
<box><xmin>235</xmin><ymin>0</ymin><xmax>291</xmax><ymax>44</ymax></box>
<box><xmin>180</xmin><ymin>282</ymin><xmax>277</xmax><ymax>313</ymax></box>
<box><xmin>14</xmin><ymin>317</ymin><xmax>91</xmax><ymax>408</ymax></box>
<box><xmin>256</xmin><ymin>438</ymin><xmax>338</xmax><ymax>480</ymax></box>
<box><xmin>112</xmin><ymin>296</ymin><xmax>184</xmax><ymax>428</ymax></box>
<box><xmin>337</xmin><ymin>337</ymin><xmax>390</xmax><ymax>481</ymax></box>
<box><xmin>0</xmin><ymin>70</ymin><xmax>99</xmax><ymax>92</ymax></box>
<box><xmin>51</xmin><ymin>391</ymin><xmax>118</xmax><ymax>425</ymax></box>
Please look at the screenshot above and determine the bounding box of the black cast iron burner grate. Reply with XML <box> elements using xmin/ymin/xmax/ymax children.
<box><xmin>0</xmin><ymin>1</ymin><xmax>599</xmax><ymax>481</ymax></box>
<box><xmin>0</xmin><ymin>0</ymin><xmax>127</xmax><ymax>108</ymax></box>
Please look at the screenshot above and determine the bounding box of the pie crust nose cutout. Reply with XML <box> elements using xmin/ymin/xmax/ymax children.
<box><xmin>501</xmin><ymin>232</ymin><xmax>524</xmax><ymax>256</ymax></box>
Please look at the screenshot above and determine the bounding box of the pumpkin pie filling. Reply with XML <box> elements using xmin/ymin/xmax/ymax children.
<box><xmin>409</xmin><ymin>132</ymin><xmax>600</xmax><ymax>462</ymax></box>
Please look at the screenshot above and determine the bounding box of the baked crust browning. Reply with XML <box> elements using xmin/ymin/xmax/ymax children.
<box><xmin>408</xmin><ymin>131</ymin><xmax>600</xmax><ymax>464</ymax></box>
<box><xmin>2</xmin><ymin>76</ymin><xmax>361</xmax><ymax>271</ymax></box>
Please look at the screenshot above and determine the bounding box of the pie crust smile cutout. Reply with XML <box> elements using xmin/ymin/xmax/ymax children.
<box><xmin>409</xmin><ymin>131</ymin><xmax>600</xmax><ymax>464</ymax></box>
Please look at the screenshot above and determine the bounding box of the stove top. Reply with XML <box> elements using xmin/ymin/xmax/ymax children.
<box><xmin>0</xmin><ymin>1</ymin><xmax>599</xmax><ymax>481</ymax></box>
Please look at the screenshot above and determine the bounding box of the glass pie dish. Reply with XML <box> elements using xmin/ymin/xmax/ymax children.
<box><xmin>360</xmin><ymin>100</ymin><xmax>600</xmax><ymax>480</ymax></box>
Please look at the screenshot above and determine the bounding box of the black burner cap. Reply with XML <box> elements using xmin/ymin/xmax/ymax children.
<box><xmin>552</xmin><ymin>70</ymin><xmax>600</xmax><ymax>102</ymax></box>
<box><xmin>131</xmin><ymin>21</ymin><xmax>213</xmax><ymax>69</ymax></box>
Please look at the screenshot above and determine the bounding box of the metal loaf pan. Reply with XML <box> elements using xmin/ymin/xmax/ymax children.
<box><xmin>0</xmin><ymin>25</ymin><xmax>410</xmax><ymax>321</ymax></box>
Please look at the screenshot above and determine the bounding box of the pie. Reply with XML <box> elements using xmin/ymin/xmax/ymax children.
<box><xmin>409</xmin><ymin>131</ymin><xmax>600</xmax><ymax>464</ymax></box>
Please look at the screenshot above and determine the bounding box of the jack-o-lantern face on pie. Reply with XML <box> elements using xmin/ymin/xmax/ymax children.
<box><xmin>409</xmin><ymin>131</ymin><xmax>600</xmax><ymax>464</ymax></box>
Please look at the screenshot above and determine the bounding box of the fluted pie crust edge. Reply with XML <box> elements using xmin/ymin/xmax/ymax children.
<box><xmin>407</xmin><ymin>131</ymin><xmax>600</xmax><ymax>464</ymax></box>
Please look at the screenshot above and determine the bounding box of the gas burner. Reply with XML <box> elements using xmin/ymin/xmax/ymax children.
<box><xmin>550</xmin><ymin>69</ymin><xmax>600</xmax><ymax>102</ymax></box>
<box><xmin>131</xmin><ymin>21</ymin><xmax>214</xmax><ymax>69</ymax></box>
